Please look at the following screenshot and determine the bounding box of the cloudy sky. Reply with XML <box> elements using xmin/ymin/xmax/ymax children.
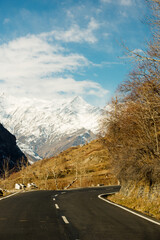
<box><xmin>0</xmin><ymin>0</ymin><xmax>151</xmax><ymax>106</ymax></box>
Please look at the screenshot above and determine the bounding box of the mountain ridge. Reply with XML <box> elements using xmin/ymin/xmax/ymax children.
<box><xmin>0</xmin><ymin>94</ymin><xmax>103</xmax><ymax>161</ymax></box>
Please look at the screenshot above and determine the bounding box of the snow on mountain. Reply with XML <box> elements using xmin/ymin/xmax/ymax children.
<box><xmin>0</xmin><ymin>94</ymin><xmax>103</xmax><ymax>161</ymax></box>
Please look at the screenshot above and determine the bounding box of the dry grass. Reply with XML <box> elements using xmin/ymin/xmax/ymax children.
<box><xmin>0</xmin><ymin>139</ymin><xmax>117</xmax><ymax>191</ymax></box>
<box><xmin>108</xmin><ymin>185</ymin><xmax>160</xmax><ymax>220</ymax></box>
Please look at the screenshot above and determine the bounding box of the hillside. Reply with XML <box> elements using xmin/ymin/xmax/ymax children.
<box><xmin>0</xmin><ymin>139</ymin><xmax>117</xmax><ymax>190</ymax></box>
<box><xmin>0</xmin><ymin>124</ymin><xmax>27</xmax><ymax>177</ymax></box>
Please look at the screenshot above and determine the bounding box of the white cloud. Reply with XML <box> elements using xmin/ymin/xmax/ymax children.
<box><xmin>101</xmin><ymin>0</ymin><xmax>111</xmax><ymax>3</ymax></box>
<box><xmin>41</xmin><ymin>18</ymin><xmax>100</xmax><ymax>44</ymax></box>
<box><xmin>3</xmin><ymin>18</ymin><xmax>10</xmax><ymax>24</ymax></box>
<box><xmin>92</xmin><ymin>61</ymin><xmax>123</xmax><ymax>67</ymax></box>
<box><xmin>36</xmin><ymin>77</ymin><xmax>108</xmax><ymax>97</ymax></box>
<box><xmin>0</xmin><ymin>31</ymin><xmax>107</xmax><ymax>101</ymax></box>
<box><xmin>120</xmin><ymin>0</ymin><xmax>132</xmax><ymax>6</ymax></box>
<box><xmin>101</xmin><ymin>0</ymin><xmax>133</xmax><ymax>6</ymax></box>
<box><xmin>0</xmin><ymin>34</ymin><xmax>88</xmax><ymax>81</ymax></box>
<box><xmin>132</xmin><ymin>48</ymin><xmax>143</xmax><ymax>53</ymax></box>
<box><xmin>119</xmin><ymin>48</ymin><xmax>144</xmax><ymax>60</ymax></box>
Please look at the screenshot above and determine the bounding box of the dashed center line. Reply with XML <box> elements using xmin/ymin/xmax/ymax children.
<box><xmin>62</xmin><ymin>216</ymin><xmax>69</xmax><ymax>224</ymax></box>
<box><xmin>19</xmin><ymin>219</ymin><xmax>28</xmax><ymax>222</ymax></box>
<box><xmin>55</xmin><ymin>204</ymin><xmax>59</xmax><ymax>209</ymax></box>
<box><xmin>53</xmin><ymin>198</ymin><xmax>56</xmax><ymax>201</ymax></box>
<box><xmin>55</xmin><ymin>194</ymin><xmax>58</xmax><ymax>197</ymax></box>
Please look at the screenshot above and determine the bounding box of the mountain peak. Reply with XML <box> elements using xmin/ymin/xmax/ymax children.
<box><xmin>0</xmin><ymin>95</ymin><xmax>102</xmax><ymax>161</ymax></box>
<box><xmin>69</xmin><ymin>96</ymin><xmax>90</xmax><ymax>108</ymax></box>
<box><xmin>71</xmin><ymin>96</ymin><xmax>86</xmax><ymax>103</ymax></box>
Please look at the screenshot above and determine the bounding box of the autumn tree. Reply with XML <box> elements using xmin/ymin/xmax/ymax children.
<box><xmin>102</xmin><ymin>0</ymin><xmax>160</xmax><ymax>185</ymax></box>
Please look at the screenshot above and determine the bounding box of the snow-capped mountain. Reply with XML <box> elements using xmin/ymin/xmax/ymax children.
<box><xmin>0</xmin><ymin>94</ymin><xmax>103</xmax><ymax>161</ymax></box>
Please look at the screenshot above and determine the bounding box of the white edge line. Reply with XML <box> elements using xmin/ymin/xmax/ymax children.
<box><xmin>55</xmin><ymin>204</ymin><xmax>59</xmax><ymax>209</ymax></box>
<box><xmin>0</xmin><ymin>191</ymin><xmax>20</xmax><ymax>201</ymax></box>
<box><xmin>62</xmin><ymin>216</ymin><xmax>69</xmax><ymax>224</ymax></box>
<box><xmin>98</xmin><ymin>192</ymin><xmax>160</xmax><ymax>226</ymax></box>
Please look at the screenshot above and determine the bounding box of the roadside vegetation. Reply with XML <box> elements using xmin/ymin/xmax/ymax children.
<box><xmin>102</xmin><ymin>0</ymin><xmax>160</xmax><ymax>220</ymax></box>
<box><xmin>108</xmin><ymin>186</ymin><xmax>160</xmax><ymax>220</ymax></box>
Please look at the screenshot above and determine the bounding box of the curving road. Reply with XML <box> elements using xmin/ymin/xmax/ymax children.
<box><xmin>0</xmin><ymin>186</ymin><xmax>160</xmax><ymax>240</ymax></box>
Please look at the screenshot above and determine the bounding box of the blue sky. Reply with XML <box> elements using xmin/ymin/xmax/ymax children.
<box><xmin>0</xmin><ymin>0</ymin><xmax>151</xmax><ymax>106</ymax></box>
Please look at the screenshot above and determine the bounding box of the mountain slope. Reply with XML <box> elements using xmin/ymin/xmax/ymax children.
<box><xmin>0</xmin><ymin>124</ymin><xmax>27</xmax><ymax>173</ymax></box>
<box><xmin>0</xmin><ymin>138</ymin><xmax>117</xmax><ymax>190</ymax></box>
<box><xmin>0</xmin><ymin>94</ymin><xmax>103</xmax><ymax>161</ymax></box>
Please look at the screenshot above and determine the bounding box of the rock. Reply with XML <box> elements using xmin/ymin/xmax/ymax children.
<box><xmin>0</xmin><ymin>124</ymin><xmax>27</xmax><ymax>173</ymax></box>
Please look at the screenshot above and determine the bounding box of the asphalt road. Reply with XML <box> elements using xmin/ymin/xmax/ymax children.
<box><xmin>0</xmin><ymin>186</ymin><xmax>160</xmax><ymax>240</ymax></box>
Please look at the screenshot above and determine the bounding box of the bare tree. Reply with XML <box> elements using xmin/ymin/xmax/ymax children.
<box><xmin>51</xmin><ymin>159</ymin><xmax>59</xmax><ymax>190</ymax></box>
<box><xmin>101</xmin><ymin>0</ymin><xmax>160</xmax><ymax>186</ymax></box>
<box><xmin>2</xmin><ymin>158</ymin><xmax>10</xmax><ymax>180</ymax></box>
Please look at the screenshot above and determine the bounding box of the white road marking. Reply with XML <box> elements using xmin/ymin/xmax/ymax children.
<box><xmin>53</xmin><ymin>198</ymin><xmax>56</xmax><ymax>201</ymax></box>
<box><xmin>0</xmin><ymin>191</ymin><xmax>20</xmax><ymax>201</ymax></box>
<box><xmin>55</xmin><ymin>194</ymin><xmax>58</xmax><ymax>197</ymax></box>
<box><xmin>62</xmin><ymin>216</ymin><xmax>69</xmax><ymax>224</ymax></box>
<box><xmin>61</xmin><ymin>192</ymin><xmax>66</xmax><ymax>194</ymax></box>
<box><xmin>98</xmin><ymin>193</ymin><xmax>160</xmax><ymax>226</ymax></box>
<box><xmin>55</xmin><ymin>204</ymin><xmax>59</xmax><ymax>209</ymax></box>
